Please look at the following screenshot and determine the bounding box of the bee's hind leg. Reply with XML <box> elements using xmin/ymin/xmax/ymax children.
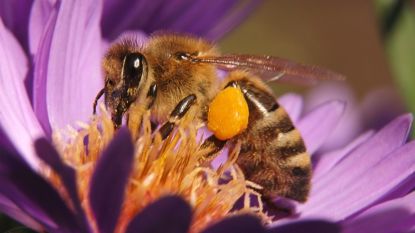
<box><xmin>156</xmin><ymin>94</ymin><xmax>197</xmax><ymax>140</ymax></box>
<box><xmin>199</xmin><ymin>135</ymin><xmax>227</xmax><ymax>163</ymax></box>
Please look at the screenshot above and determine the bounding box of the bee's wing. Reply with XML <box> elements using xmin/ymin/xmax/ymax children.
<box><xmin>194</xmin><ymin>54</ymin><xmax>345</xmax><ymax>85</ymax></box>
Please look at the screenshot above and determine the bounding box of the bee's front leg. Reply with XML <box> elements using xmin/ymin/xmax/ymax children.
<box><xmin>126</xmin><ymin>83</ymin><xmax>158</xmax><ymax>139</ymax></box>
<box><xmin>93</xmin><ymin>88</ymin><xmax>105</xmax><ymax>115</ymax></box>
<box><xmin>145</xmin><ymin>82</ymin><xmax>158</xmax><ymax>109</ymax></box>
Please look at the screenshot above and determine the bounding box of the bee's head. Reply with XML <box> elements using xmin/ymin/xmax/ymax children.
<box><xmin>100</xmin><ymin>43</ymin><xmax>149</xmax><ymax>127</ymax></box>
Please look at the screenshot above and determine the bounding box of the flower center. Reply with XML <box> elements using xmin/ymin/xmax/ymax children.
<box><xmin>44</xmin><ymin>103</ymin><xmax>270</xmax><ymax>233</ymax></box>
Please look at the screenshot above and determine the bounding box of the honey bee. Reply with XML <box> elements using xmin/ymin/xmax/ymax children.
<box><xmin>93</xmin><ymin>33</ymin><xmax>344</xmax><ymax>209</ymax></box>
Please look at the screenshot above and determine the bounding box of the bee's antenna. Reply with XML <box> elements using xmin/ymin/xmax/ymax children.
<box><xmin>93</xmin><ymin>88</ymin><xmax>105</xmax><ymax>114</ymax></box>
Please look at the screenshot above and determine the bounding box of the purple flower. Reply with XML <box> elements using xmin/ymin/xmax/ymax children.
<box><xmin>0</xmin><ymin>127</ymin><xmax>340</xmax><ymax>233</ymax></box>
<box><xmin>101</xmin><ymin>0</ymin><xmax>262</xmax><ymax>42</ymax></box>
<box><xmin>302</xmin><ymin>82</ymin><xmax>406</xmax><ymax>153</ymax></box>
<box><xmin>278</xmin><ymin>93</ymin><xmax>415</xmax><ymax>232</ymax></box>
<box><xmin>0</xmin><ymin>0</ymin><xmax>414</xmax><ymax>233</ymax></box>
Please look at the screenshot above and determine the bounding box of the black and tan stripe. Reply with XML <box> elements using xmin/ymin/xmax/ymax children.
<box><xmin>271</xmin><ymin>129</ymin><xmax>306</xmax><ymax>158</ymax></box>
<box><xmin>157</xmin><ymin>94</ymin><xmax>196</xmax><ymax>139</ymax></box>
<box><xmin>228</xmin><ymin>76</ymin><xmax>311</xmax><ymax>203</ymax></box>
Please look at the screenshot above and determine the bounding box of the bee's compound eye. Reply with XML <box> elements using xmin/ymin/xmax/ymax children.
<box><xmin>125</xmin><ymin>53</ymin><xmax>143</xmax><ymax>74</ymax></box>
<box><xmin>123</xmin><ymin>52</ymin><xmax>145</xmax><ymax>85</ymax></box>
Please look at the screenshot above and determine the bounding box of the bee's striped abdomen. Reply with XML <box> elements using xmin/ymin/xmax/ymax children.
<box><xmin>232</xmin><ymin>77</ymin><xmax>311</xmax><ymax>203</ymax></box>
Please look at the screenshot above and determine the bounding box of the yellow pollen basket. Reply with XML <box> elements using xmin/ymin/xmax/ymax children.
<box><xmin>208</xmin><ymin>87</ymin><xmax>249</xmax><ymax>140</ymax></box>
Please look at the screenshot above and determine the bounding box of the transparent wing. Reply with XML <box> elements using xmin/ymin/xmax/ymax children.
<box><xmin>193</xmin><ymin>54</ymin><xmax>345</xmax><ymax>85</ymax></box>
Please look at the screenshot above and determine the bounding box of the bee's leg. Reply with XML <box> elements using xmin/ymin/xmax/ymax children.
<box><xmin>198</xmin><ymin>76</ymin><xmax>280</xmax><ymax>163</ymax></box>
<box><xmin>150</xmin><ymin>121</ymin><xmax>158</xmax><ymax>132</ymax></box>
<box><xmin>145</xmin><ymin>83</ymin><xmax>159</xmax><ymax>132</ymax></box>
<box><xmin>93</xmin><ymin>88</ymin><xmax>105</xmax><ymax>114</ymax></box>
<box><xmin>262</xmin><ymin>197</ymin><xmax>295</xmax><ymax>219</ymax></box>
<box><xmin>126</xmin><ymin>83</ymin><xmax>158</xmax><ymax>137</ymax></box>
<box><xmin>199</xmin><ymin>135</ymin><xmax>227</xmax><ymax>162</ymax></box>
<box><xmin>146</xmin><ymin>83</ymin><xmax>157</xmax><ymax>109</ymax></box>
<box><xmin>198</xmin><ymin>80</ymin><xmax>246</xmax><ymax>162</ymax></box>
<box><xmin>157</xmin><ymin>94</ymin><xmax>197</xmax><ymax>140</ymax></box>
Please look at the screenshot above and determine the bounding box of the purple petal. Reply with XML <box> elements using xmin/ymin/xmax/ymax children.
<box><xmin>0</xmin><ymin>194</ymin><xmax>43</xmax><ymax>231</ymax></box>
<box><xmin>305</xmin><ymin>82</ymin><xmax>363</xmax><ymax>152</ymax></box>
<box><xmin>26</xmin><ymin>0</ymin><xmax>56</xmax><ymax>103</ymax></box>
<box><xmin>166</xmin><ymin>1</ymin><xmax>240</xmax><ymax>38</ymax></box>
<box><xmin>308</xmin><ymin>114</ymin><xmax>411</xmax><ymax>198</ymax></box>
<box><xmin>299</xmin><ymin>114</ymin><xmax>413</xmax><ymax>220</ymax></box>
<box><xmin>342</xmin><ymin>192</ymin><xmax>415</xmax><ymax>233</ymax></box>
<box><xmin>101</xmin><ymin>0</ymin><xmax>260</xmax><ymax>41</ymax></box>
<box><xmin>312</xmin><ymin>130</ymin><xmax>374</xmax><ymax>179</ymax></box>
<box><xmin>33</xmin><ymin>0</ymin><xmax>103</xmax><ymax>132</ymax></box>
<box><xmin>268</xmin><ymin>220</ymin><xmax>340</xmax><ymax>233</ymax></box>
<box><xmin>0</xmin><ymin>125</ymin><xmax>15</xmax><ymax>155</ymax></box>
<box><xmin>125</xmin><ymin>196</ymin><xmax>191</xmax><ymax>233</ymax></box>
<box><xmin>34</xmin><ymin>138</ymin><xmax>90</xmax><ymax>232</ymax></box>
<box><xmin>382</xmin><ymin>171</ymin><xmax>415</xmax><ymax>202</ymax></box>
<box><xmin>297</xmin><ymin>101</ymin><xmax>345</xmax><ymax>154</ymax></box>
<box><xmin>31</xmin><ymin>4</ymin><xmax>58</xmax><ymax>135</ymax></box>
<box><xmin>147</xmin><ymin>0</ymin><xmax>216</xmax><ymax>33</ymax></box>
<box><xmin>0</xmin><ymin>17</ymin><xmax>29</xmax><ymax>82</ymax></box>
<box><xmin>0</xmin><ymin>0</ymin><xmax>33</xmax><ymax>53</ymax></box>
<box><xmin>204</xmin><ymin>0</ymin><xmax>262</xmax><ymax>41</ymax></box>
<box><xmin>89</xmin><ymin>128</ymin><xmax>134</xmax><ymax>233</ymax></box>
<box><xmin>102</xmin><ymin>0</ymin><xmax>193</xmax><ymax>39</ymax></box>
<box><xmin>102</xmin><ymin>0</ymin><xmax>165</xmax><ymax>40</ymax></box>
<box><xmin>201</xmin><ymin>215</ymin><xmax>265</xmax><ymax>233</ymax></box>
<box><xmin>0</xmin><ymin>19</ymin><xmax>44</xmax><ymax>168</ymax></box>
<box><xmin>28</xmin><ymin>0</ymin><xmax>55</xmax><ymax>55</ymax></box>
<box><xmin>0</xmin><ymin>145</ymin><xmax>80</xmax><ymax>232</ymax></box>
<box><xmin>278</xmin><ymin>93</ymin><xmax>303</xmax><ymax>123</ymax></box>
<box><xmin>116</xmin><ymin>30</ymin><xmax>148</xmax><ymax>43</ymax></box>
<box><xmin>361</xmin><ymin>87</ymin><xmax>406</xmax><ymax>130</ymax></box>
<box><xmin>211</xmin><ymin>147</ymin><xmax>229</xmax><ymax>170</ymax></box>
<box><xmin>322</xmin><ymin>140</ymin><xmax>415</xmax><ymax>220</ymax></box>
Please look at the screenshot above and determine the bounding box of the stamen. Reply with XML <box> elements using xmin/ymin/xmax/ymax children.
<box><xmin>41</xmin><ymin>103</ymin><xmax>269</xmax><ymax>232</ymax></box>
